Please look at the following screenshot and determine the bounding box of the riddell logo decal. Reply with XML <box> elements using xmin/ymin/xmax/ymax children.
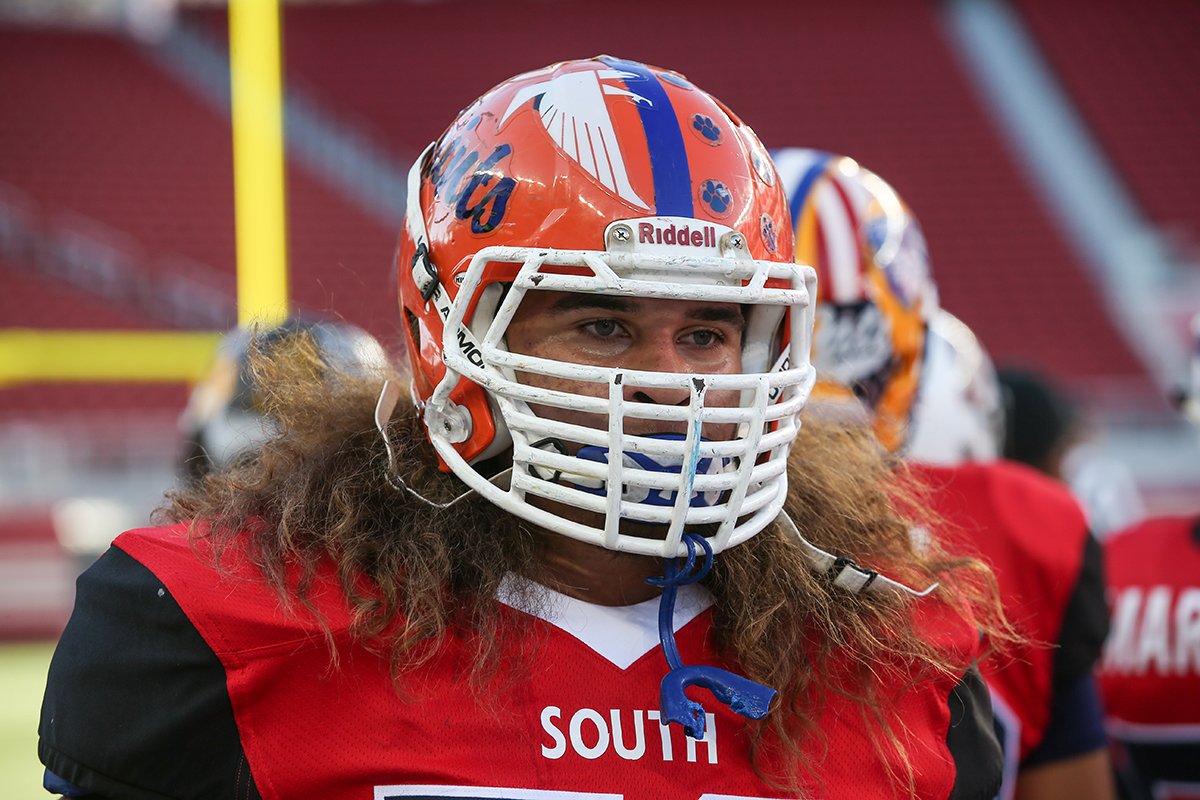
<box><xmin>637</xmin><ymin>222</ymin><xmax>717</xmax><ymax>248</ymax></box>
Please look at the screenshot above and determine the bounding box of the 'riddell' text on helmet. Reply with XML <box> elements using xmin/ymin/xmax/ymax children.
<box><xmin>397</xmin><ymin>57</ymin><xmax>817</xmax><ymax>558</ymax></box>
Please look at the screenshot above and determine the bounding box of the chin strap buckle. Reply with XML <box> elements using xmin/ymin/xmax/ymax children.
<box><xmin>411</xmin><ymin>241</ymin><xmax>439</xmax><ymax>302</ymax></box>
<box><xmin>776</xmin><ymin>511</ymin><xmax>939</xmax><ymax>598</ymax></box>
<box><xmin>828</xmin><ymin>556</ymin><xmax>879</xmax><ymax>593</ymax></box>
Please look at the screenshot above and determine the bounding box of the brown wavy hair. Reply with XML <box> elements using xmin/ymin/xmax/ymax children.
<box><xmin>160</xmin><ymin>337</ymin><xmax>1007</xmax><ymax>795</ymax></box>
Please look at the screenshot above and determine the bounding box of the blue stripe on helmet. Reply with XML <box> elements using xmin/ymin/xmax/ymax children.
<box><xmin>600</xmin><ymin>57</ymin><xmax>693</xmax><ymax>217</ymax></box>
<box><xmin>782</xmin><ymin>150</ymin><xmax>833</xmax><ymax>230</ymax></box>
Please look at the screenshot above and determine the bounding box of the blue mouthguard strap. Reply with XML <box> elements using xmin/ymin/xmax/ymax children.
<box><xmin>646</xmin><ymin>533</ymin><xmax>776</xmax><ymax>739</ymax></box>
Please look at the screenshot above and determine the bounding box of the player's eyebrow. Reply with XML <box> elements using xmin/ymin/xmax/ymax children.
<box><xmin>545</xmin><ymin>294</ymin><xmax>746</xmax><ymax>332</ymax></box>
<box><xmin>687</xmin><ymin>304</ymin><xmax>747</xmax><ymax>333</ymax></box>
<box><xmin>545</xmin><ymin>294</ymin><xmax>639</xmax><ymax>316</ymax></box>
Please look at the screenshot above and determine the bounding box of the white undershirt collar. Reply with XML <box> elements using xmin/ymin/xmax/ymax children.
<box><xmin>496</xmin><ymin>574</ymin><xmax>714</xmax><ymax>670</ymax></box>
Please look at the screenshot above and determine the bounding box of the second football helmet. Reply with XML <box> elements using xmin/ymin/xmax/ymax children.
<box><xmin>180</xmin><ymin>319</ymin><xmax>390</xmax><ymax>481</ymax></box>
<box><xmin>397</xmin><ymin>57</ymin><xmax>816</xmax><ymax>558</ymax></box>
<box><xmin>773</xmin><ymin>148</ymin><xmax>938</xmax><ymax>452</ymax></box>
<box><xmin>905</xmin><ymin>310</ymin><xmax>1004</xmax><ymax>465</ymax></box>
<box><xmin>1185</xmin><ymin>313</ymin><xmax>1200</xmax><ymax>428</ymax></box>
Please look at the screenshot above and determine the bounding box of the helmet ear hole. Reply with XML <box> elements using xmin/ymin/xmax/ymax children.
<box><xmin>404</xmin><ymin>308</ymin><xmax>422</xmax><ymax>352</ymax></box>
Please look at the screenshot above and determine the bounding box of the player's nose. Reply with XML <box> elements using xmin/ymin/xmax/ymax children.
<box><xmin>620</xmin><ymin>333</ymin><xmax>694</xmax><ymax>407</ymax></box>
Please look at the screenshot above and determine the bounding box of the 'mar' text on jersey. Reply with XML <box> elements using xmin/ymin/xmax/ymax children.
<box><xmin>1104</xmin><ymin>585</ymin><xmax>1200</xmax><ymax>675</ymax></box>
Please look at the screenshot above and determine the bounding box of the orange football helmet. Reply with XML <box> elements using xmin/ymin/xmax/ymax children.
<box><xmin>397</xmin><ymin>57</ymin><xmax>816</xmax><ymax>557</ymax></box>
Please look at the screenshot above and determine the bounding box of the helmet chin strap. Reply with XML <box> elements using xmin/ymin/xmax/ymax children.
<box><xmin>375</xmin><ymin>379</ymin><xmax>509</xmax><ymax>509</ymax></box>
<box><xmin>774</xmin><ymin>510</ymin><xmax>939</xmax><ymax>598</ymax></box>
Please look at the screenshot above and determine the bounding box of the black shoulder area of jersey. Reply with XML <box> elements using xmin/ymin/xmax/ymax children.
<box><xmin>39</xmin><ymin>546</ymin><xmax>261</xmax><ymax>800</ymax></box>
<box><xmin>947</xmin><ymin>664</ymin><xmax>1004</xmax><ymax>800</ymax></box>
<box><xmin>1054</xmin><ymin>533</ymin><xmax>1109</xmax><ymax>693</ymax></box>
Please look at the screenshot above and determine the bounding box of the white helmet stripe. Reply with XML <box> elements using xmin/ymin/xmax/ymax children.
<box><xmin>815</xmin><ymin>176</ymin><xmax>863</xmax><ymax>304</ymax></box>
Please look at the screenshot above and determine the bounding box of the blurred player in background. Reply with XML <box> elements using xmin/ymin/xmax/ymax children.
<box><xmin>775</xmin><ymin>147</ymin><xmax>1116</xmax><ymax>800</ymax></box>
<box><xmin>997</xmin><ymin>367</ymin><xmax>1146</xmax><ymax>540</ymax></box>
<box><xmin>38</xmin><ymin>59</ymin><xmax>1005</xmax><ymax>799</ymax></box>
<box><xmin>177</xmin><ymin>317</ymin><xmax>391</xmax><ymax>483</ymax></box>
<box><xmin>1096</xmin><ymin>312</ymin><xmax>1200</xmax><ymax>800</ymax></box>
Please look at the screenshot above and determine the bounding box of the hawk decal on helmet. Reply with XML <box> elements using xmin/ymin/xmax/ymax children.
<box><xmin>499</xmin><ymin>64</ymin><xmax>652</xmax><ymax>210</ymax></box>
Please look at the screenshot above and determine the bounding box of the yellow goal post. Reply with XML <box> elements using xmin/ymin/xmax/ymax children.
<box><xmin>0</xmin><ymin>0</ymin><xmax>287</xmax><ymax>388</ymax></box>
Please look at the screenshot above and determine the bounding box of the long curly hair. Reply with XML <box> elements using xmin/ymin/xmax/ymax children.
<box><xmin>160</xmin><ymin>336</ymin><xmax>1008</xmax><ymax>795</ymax></box>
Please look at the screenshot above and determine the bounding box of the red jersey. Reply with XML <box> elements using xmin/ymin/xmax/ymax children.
<box><xmin>54</xmin><ymin>523</ymin><xmax>998</xmax><ymax>800</ymax></box>
<box><xmin>909</xmin><ymin>461</ymin><xmax>1106</xmax><ymax>776</ymax></box>
<box><xmin>1098</xmin><ymin>515</ymin><xmax>1200</xmax><ymax>798</ymax></box>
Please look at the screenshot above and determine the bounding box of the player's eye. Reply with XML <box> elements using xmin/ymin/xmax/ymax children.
<box><xmin>684</xmin><ymin>329</ymin><xmax>722</xmax><ymax>347</ymax></box>
<box><xmin>584</xmin><ymin>319</ymin><xmax>622</xmax><ymax>337</ymax></box>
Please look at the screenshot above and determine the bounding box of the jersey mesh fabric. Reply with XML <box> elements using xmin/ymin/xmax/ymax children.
<box><xmin>38</xmin><ymin>547</ymin><xmax>261</xmax><ymax>800</ymax></box>
<box><xmin>909</xmin><ymin>460</ymin><xmax>1107</xmax><ymax>764</ymax></box>
<box><xmin>93</xmin><ymin>523</ymin><xmax>995</xmax><ymax>800</ymax></box>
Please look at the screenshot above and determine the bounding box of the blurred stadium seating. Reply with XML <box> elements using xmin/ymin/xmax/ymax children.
<box><xmin>190</xmin><ymin>0</ymin><xmax>1185</xmax><ymax>396</ymax></box>
<box><xmin>1013</xmin><ymin>0</ymin><xmax>1200</xmax><ymax>246</ymax></box>
<box><xmin>1</xmin><ymin>0</ymin><xmax>1198</xmax><ymax>640</ymax></box>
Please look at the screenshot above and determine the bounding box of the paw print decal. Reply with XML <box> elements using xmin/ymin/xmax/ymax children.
<box><xmin>760</xmin><ymin>214</ymin><xmax>778</xmax><ymax>252</ymax></box>
<box><xmin>690</xmin><ymin>114</ymin><xmax>723</xmax><ymax>146</ymax></box>
<box><xmin>700</xmin><ymin>180</ymin><xmax>733</xmax><ymax>217</ymax></box>
<box><xmin>751</xmin><ymin>149</ymin><xmax>775</xmax><ymax>186</ymax></box>
<box><xmin>657</xmin><ymin>71</ymin><xmax>692</xmax><ymax>89</ymax></box>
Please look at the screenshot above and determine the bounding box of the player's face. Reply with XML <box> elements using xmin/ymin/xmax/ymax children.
<box><xmin>505</xmin><ymin>290</ymin><xmax>745</xmax><ymax>547</ymax></box>
<box><xmin>505</xmin><ymin>291</ymin><xmax>746</xmax><ymax>443</ymax></box>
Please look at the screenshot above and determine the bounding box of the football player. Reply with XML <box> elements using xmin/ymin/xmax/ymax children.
<box><xmin>39</xmin><ymin>60</ymin><xmax>1003</xmax><ymax>799</ymax></box>
<box><xmin>774</xmin><ymin>147</ymin><xmax>1116</xmax><ymax>800</ymax></box>
<box><xmin>996</xmin><ymin>366</ymin><xmax>1147</xmax><ymax>540</ymax></box>
<box><xmin>1096</xmin><ymin>312</ymin><xmax>1200</xmax><ymax>800</ymax></box>
<box><xmin>176</xmin><ymin>317</ymin><xmax>391</xmax><ymax>482</ymax></box>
